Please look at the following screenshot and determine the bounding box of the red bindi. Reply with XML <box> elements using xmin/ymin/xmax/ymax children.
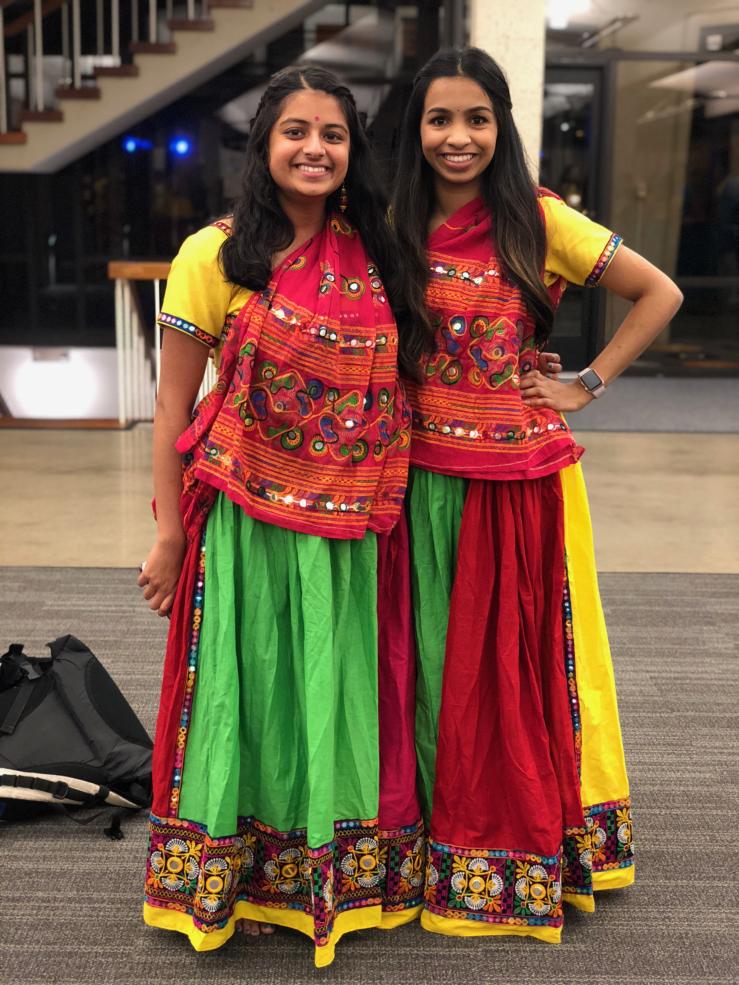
<box><xmin>314</xmin><ymin>116</ymin><xmax>320</xmax><ymax>122</ymax></box>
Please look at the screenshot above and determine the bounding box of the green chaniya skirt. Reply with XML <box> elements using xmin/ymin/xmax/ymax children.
<box><xmin>144</xmin><ymin>494</ymin><xmax>424</xmax><ymax>966</ymax></box>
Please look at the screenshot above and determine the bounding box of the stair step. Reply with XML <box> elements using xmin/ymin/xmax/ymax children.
<box><xmin>167</xmin><ymin>18</ymin><xmax>215</xmax><ymax>31</ymax></box>
<box><xmin>0</xmin><ymin>131</ymin><xmax>28</xmax><ymax>144</ymax></box>
<box><xmin>129</xmin><ymin>42</ymin><xmax>177</xmax><ymax>55</ymax></box>
<box><xmin>55</xmin><ymin>85</ymin><xmax>102</xmax><ymax>99</ymax></box>
<box><xmin>19</xmin><ymin>109</ymin><xmax>64</xmax><ymax>123</ymax></box>
<box><xmin>95</xmin><ymin>65</ymin><xmax>140</xmax><ymax>78</ymax></box>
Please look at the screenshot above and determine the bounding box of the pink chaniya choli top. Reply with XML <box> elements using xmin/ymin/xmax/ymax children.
<box><xmin>404</xmin><ymin>188</ymin><xmax>622</xmax><ymax>481</ymax></box>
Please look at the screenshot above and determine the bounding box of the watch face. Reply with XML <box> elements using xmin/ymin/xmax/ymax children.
<box><xmin>579</xmin><ymin>368</ymin><xmax>603</xmax><ymax>391</ymax></box>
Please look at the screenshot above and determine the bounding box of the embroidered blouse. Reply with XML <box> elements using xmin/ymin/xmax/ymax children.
<box><xmin>405</xmin><ymin>189</ymin><xmax>622</xmax><ymax>480</ymax></box>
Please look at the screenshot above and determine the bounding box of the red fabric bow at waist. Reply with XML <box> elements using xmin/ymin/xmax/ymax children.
<box><xmin>176</xmin><ymin>214</ymin><xmax>411</xmax><ymax>540</ymax></box>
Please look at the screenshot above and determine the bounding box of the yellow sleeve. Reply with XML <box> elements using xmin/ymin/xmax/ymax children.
<box><xmin>540</xmin><ymin>194</ymin><xmax>622</xmax><ymax>288</ymax></box>
<box><xmin>157</xmin><ymin>226</ymin><xmax>237</xmax><ymax>349</ymax></box>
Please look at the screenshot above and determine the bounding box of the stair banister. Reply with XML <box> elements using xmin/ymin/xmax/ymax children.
<box><xmin>61</xmin><ymin>1</ymin><xmax>70</xmax><ymax>87</ymax></box>
<box><xmin>96</xmin><ymin>0</ymin><xmax>104</xmax><ymax>56</ymax></box>
<box><xmin>71</xmin><ymin>0</ymin><xmax>80</xmax><ymax>89</ymax></box>
<box><xmin>149</xmin><ymin>0</ymin><xmax>157</xmax><ymax>43</ymax></box>
<box><xmin>111</xmin><ymin>0</ymin><xmax>119</xmax><ymax>60</ymax></box>
<box><xmin>33</xmin><ymin>0</ymin><xmax>44</xmax><ymax>111</ymax></box>
<box><xmin>0</xmin><ymin>6</ymin><xmax>6</xmax><ymax>133</ymax></box>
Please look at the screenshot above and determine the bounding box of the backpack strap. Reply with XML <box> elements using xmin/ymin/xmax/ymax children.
<box><xmin>0</xmin><ymin>772</ymin><xmax>110</xmax><ymax>805</ymax></box>
<box><xmin>0</xmin><ymin>680</ymin><xmax>35</xmax><ymax>735</ymax></box>
<box><xmin>0</xmin><ymin>643</ymin><xmax>51</xmax><ymax>734</ymax></box>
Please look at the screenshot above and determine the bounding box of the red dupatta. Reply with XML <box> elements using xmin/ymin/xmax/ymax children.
<box><xmin>176</xmin><ymin>212</ymin><xmax>411</xmax><ymax>543</ymax></box>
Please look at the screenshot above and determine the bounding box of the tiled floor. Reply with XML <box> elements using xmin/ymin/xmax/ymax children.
<box><xmin>1</xmin><ymin>425</ymin><xmax>738</xmax><ymax>572</ymax></box>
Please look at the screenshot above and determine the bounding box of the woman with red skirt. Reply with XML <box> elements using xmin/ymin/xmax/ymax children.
<box><xmin>388</xmin><ymin>46</ymin><xmax>683</xmax><ymax>942</ymax></box>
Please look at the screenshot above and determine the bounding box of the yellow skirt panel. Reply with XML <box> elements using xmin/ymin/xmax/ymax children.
<box><xmin>378</xmin><ymin>904</ymin><xmax>423</xmax><ymax>930</ymax></box>
<box><xmin>563</xmin><ymin>892</ymin><xmax>596</xmax><ymax>913</ymax></box>
<box><xmin>421</xmin><ymin>910</ymin><xmax>561</xmax><ymax>943</ymax></box>
<box><xmin>593</xmin><ymin>862</ymin><xmax>636</xmax><ymax>892</ymax></box>
<box><xmin>560</xmin><ymin>462</ymin><xmax>630</xmax><ymax>808</ymax></box>
<box><xmin>143</xmin><ymin>899</ymin><xmax>382</xmax><ymax>968</ymax></box>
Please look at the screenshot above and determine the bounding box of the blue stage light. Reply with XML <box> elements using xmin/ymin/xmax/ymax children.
<box><xmin>122</xmin><ymin>136</ymin><xmax>153</xmax><ymax>153</ymax></box>
<box><xmin>170</xmin><ymin>137</ymin><xmax>192</xmax><ymax>158</ymax></box>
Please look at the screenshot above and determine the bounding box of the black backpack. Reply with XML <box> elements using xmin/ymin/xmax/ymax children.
<box><xmin>0</xmin><ymin>634</ymin><xmax>152</xmax><ymax>837</ymax></box>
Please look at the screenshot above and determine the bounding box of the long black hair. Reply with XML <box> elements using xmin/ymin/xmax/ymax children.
<box><xmin>219</xmin><ymin>64</ymin><xmax>421</xmax><ymax>377</ymax></box>
<box><xmin>392</xmin><ymin>46</ymin><xmax>554</xmax><ymax>361</ymax></box>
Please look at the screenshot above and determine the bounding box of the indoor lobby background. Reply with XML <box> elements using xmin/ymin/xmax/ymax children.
<box><xmin>1</xmin><ymin>3</ymin><xmax>737</xmax><ymax>985</ymax></box>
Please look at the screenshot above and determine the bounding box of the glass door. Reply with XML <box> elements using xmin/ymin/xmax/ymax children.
<box><xmin>540</xmin><ymin>66</ymin><xmax>606</xmax><ymax>368</ymax></box>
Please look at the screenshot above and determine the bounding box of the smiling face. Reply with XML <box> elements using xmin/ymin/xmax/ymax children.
<box><xmin>420</xmin><ymin>76</ymin><xmax>498</xmax><ymax>194</ymax></box>
<box><xmin>267</xmin><ymin>88</ymin><xmax>350</xmax><ymax>205</ymax></box>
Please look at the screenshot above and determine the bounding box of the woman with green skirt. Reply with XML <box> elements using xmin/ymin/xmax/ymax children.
<box><xmin>137</xmin><ymin>66</ymin><xmax>425</xmax><ymax>967</ymax></box>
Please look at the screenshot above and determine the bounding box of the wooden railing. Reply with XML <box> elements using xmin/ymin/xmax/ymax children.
<box><xmin>1</xmin><ymin>0</ymin><xmax>212</xmax><ymax>134</ymax></box>
<box><xmin>108</xmin><ymin>258</ymin><xmax>217</xmax><ymax>425</ymax></box>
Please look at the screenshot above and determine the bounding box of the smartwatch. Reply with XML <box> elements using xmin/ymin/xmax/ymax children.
<box><xmin>577</xmin><ymin>367</ymin><xmax>606</xmax><ymax>398</ymax></box>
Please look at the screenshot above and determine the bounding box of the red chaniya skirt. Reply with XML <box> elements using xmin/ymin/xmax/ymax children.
<box><xmin>382</xmin><ymin>463</ymin><xmax>634</xmax><ymax>941</ymax></box>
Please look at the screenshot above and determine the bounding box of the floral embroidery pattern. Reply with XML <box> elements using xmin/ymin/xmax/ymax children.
<box><xmin>263</xmin><ymin>846</ymin><xmax>308</xmax><ymax>895</ymax></box>
<box><xmin>340</xmin><ymin>836</ymin><xmax>387</xmax><ymax>891</ymax></box>
<box><xmin>426</xmin><ymin>841</ymin><xmax>566</xmax><ymax>928</ymax></box>
<box><xmin>562</xmin><ymin>824</ymin><xmax>593</xmax><ymax>897</ymax></box>
<box><xmin>586</xmin><ymin>799</ymin><xmax>634</xmax><ymax>871</ymax></box>
<box><xmin>398</xmin><ymin>836</ymin><xmax>425</xmax><ymax>891</ymax></box>
<box><xmin>145</xmin><ymin>815</ymin><xmax>425</xmax><ymax>951</ymax></box>
<box><xmin>514</xmin><ymin>861</ymin><xmax>562</xmax><ymax>918</ymax></box>
<box><xmin>450</xmin><ymin>856</ymin><xmax>504</xmax><ymax>913</ymax></box>
<box><xmin>149</xmin><ymin>836</ymin><xmax>202</xmax><ymax>895</ymax></box>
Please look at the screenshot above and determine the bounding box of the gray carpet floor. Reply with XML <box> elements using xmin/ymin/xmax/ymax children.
<box><xmin>0</xmin><ymin>567</ymin><xmax>737</xmax><ymax>985</ymax></box>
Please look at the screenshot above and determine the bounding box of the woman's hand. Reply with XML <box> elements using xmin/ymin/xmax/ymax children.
<box><xmin>519</xmin><ymin>370</ymin><xmax>592</xmax><ymax>413</ymax></box>
<box><xmin>537</xmin><ymin>351</ymin><xmax>562</xmax><ymax>377</ymax></box>
<box><xmin>137</xmin><ymin>534</ymin><xmax>186</xmax><ymax>617</ymax></box>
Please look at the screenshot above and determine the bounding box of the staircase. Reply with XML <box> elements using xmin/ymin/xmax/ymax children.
<box><xmin>0</xmin><ymin>0</ymin><xmax>328</xmax><ymax>173</ymax></box>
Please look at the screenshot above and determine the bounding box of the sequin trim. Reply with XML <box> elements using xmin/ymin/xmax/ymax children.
<box><xmin>158</xmin><ymin>311</ymin><xmax>221</xmax><ymax>349</ymax></box>
<box><xmin>585</xmin><ymin>233</ymin><xmax>622</xmax><ymax>286</ymax></box>
<box><xmin>168</xmin><ymin>534</ymin><xmax>205</xmax><ymax>815</ymax></box>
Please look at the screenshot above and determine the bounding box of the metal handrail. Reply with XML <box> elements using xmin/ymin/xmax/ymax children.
<box><xmin>0</xmin><ymin>7</ymin><xmax>6</xmax><ymax>133</ymax></box>
<box><xmin>33</xmin><ymin>0</ymin><xmax>42</xmax><ymax>111</ymax></box>
<box><xmin>1</xmin><ymin>0</ymin><xmax>211</xmax><ymax>134</ymax></box>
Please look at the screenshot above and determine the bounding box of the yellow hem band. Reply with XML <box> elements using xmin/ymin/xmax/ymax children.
<box><xmin>143</xmin><ymin>900</ymin><xmax>382</xmax><ymax>968</ymax></box>
<box><xmin>593</xmin><ymin>863</ymin><xmax>635</xmax><ymax>892</ymax></box>
<box><xmin>378</xmin><ymin>904</ymin><xmax>423</xmax><ymax>930</ymax></box>
<box><xmin>420</xmin><ymin>910</ymin><xmax>561</xmax><ymax>943</ymax></box>
<box><xmin>563</xmin><ymin>892</ymin><xmax>596</xmax><ymax>913</ymax></box>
